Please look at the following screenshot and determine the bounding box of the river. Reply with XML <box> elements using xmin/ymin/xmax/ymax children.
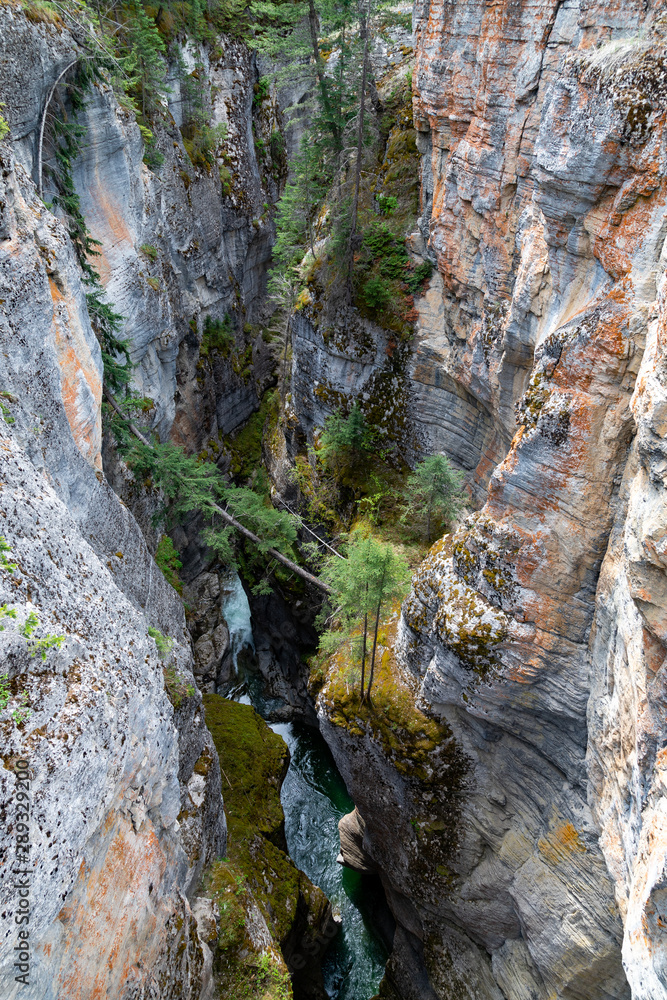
<box><xmin>222</xmin><ymin>573</ymin><xmax>389</xmax><ymax>999</ymax></box>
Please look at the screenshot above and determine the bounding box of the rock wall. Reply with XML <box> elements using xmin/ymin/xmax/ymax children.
<box><xmin>0</xmin><ymin>7</ymin><xmax>284</xmax><ymax>997</ymax></box>
<box><xmin>319</xmin><ymin>2</ymin><xmax>667</xmax><ymax>999</ymax></box>
<box><xmin>1</xmin><ymin>4</ymin><xmax>279</xmax><ymax>454</ymax></box>
<box><xmin>0</xmin><ymin>141</ymin><xmax>224</xmax><ymax>998</ymax></box>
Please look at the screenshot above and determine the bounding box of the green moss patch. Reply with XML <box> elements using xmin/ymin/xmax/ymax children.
<box><xmin>314</xmin><ymin>610</ymin><xmax>470</xmax><ymax>895</ymax></box>
<box><xmin>202</xmin><ymin>696</ymin><xmax>332</xmax><ymax>998</ymax></box>
<box><xmin>227</xmin><ymin>390</ymin><xmax>280</xmax><ymax>482</ymax></box>
<box><xmin>203</xmin><ymin>695</ymin><xmax>288</xmax><ymax>847</ymax></box>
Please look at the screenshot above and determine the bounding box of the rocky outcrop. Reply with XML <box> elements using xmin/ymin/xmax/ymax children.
<box><xmin>1</xmin><ymin>4</ymin><xmax>280</xmax><ymax>458</ymax></box>
<box><xmin>0</xmin><ymin>140</ymin><xmax>224</xmax><ymax>998</ymax></box>
<box><xmin>318</xmin><ymin>3</ymin><xmax>667</xmax><ymax>1000</ymax></box>
<box><xmin>183</xmin><ymin>572</ymin><xmax>232</xmax><ymax>692</ymax></box>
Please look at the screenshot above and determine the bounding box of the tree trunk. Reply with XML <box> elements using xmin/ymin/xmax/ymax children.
<box><xmin>308</xmin><ymin>0</ymin><xmax>340</xmax><ymax>147</ymax></box>
<box><xmin>360</xmin><ymin>581</ymin><xmax>368</xmax><ymax>697</ymax></box>
<box><xmin>346</xmin><ymin>8</ymin><xmax>370</xmax><ymax>298</ymax></box>
<box><xmin>365</xmin><ymin>560</ymin><xmax>386</xmax><ymax>703</ymax></box>
<box><xmin>103</xmin><ymin>389</ymin><xmax>332</xmax><ymax>594</ymax></box>
<box><xmin>365</xmin><ymin>591</ymin><xmax>383</xmax><ymax>703</ymax></box>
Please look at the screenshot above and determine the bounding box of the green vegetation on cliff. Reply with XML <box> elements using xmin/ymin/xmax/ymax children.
<box><xmin>202</xmin><ymin>695</ymin><xmax>333</xmax><ymax>999</ymax></box>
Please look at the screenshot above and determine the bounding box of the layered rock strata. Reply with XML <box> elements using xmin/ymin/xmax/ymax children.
<box><xmin>321</xmin><ymin>2</ymin><xmax>667</xmax><ymax>999</ymax></box>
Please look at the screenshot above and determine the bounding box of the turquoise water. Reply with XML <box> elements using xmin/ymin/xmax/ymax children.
<box><xmin>271</xmin><ymin>721</ymin><xmax>389</xmax><ymax>1000</ymax></box>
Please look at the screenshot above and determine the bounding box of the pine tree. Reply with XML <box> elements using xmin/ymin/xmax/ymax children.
<box><xmin>319</xmin><ymin>402</ymin><xmax>374</xmax><ymax>479</ymax></box>
<box><xmin>319</xmin><ymin>530</ymin><xmax>410</xmax><ymax>701</ymax></box>
<box><xmin>123</xmin><ymin>2</ymin><xmax>167</xmax><ymax>121</ymax></box>
<box><xmin>400</xmin><ymin>455</ymin><xmax>467</xmax><ymax>542</ymax></box>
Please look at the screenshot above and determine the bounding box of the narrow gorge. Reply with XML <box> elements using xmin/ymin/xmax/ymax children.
<box><xmin>1</xmin><ymin>1</ymin><xmax>667</xmax><ymax>999</ymax></box>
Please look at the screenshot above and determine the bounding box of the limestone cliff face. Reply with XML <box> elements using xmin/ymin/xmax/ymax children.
<box><xmin>1</xmin><ymin>5</ymin><xmax>278</xmax><ymax>455</ymax></box>
<box><xmin>0</xmin><ymin>144</ymin><xmax>224</xmax><ymax>999</ymax></box>
<box><xmin>0</xmin><ymin>8</ymin><xmax>282</xmax><ymax>997</ymax></box>
<box><xmin>320</xmin><ymin>3</ymin><xmax>667</xmax><ymax>999</ymax></box>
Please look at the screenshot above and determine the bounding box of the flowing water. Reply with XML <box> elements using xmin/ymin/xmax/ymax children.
<box><xmin>271</xmin><ymin>721</ymin><xmax>389</xmax><ymax>1000</ymax></box>
<box><xmin>220</xmin><ymin>572</ymin><xmax>255</xmax><ymax>671</ymax></box>
<box><xmin>221</xmin><ymin>572</ymin><xmax>389</xmax><ymax>999</ymax></box>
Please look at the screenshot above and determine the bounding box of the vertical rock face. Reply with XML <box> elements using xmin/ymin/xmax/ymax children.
<box><xmin>319</xmin><ymin>3</ymin><xmax>667</xmax><ymax>1000</ymax></box>
<box><xmin>0</xmin><ymin>10</ymin><xmax>282</xmax><ymax>997</ymax></box>
<box><xmin>0</xmin><ymin>145</ymin><xmax>225</xmax><ymax>999</ymax></box>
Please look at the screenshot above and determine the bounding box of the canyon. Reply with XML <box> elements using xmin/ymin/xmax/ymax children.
<box><xmin>1</xmin><ymin>1</ymin><xmax>667</xmax><ymax>999</ymax></box>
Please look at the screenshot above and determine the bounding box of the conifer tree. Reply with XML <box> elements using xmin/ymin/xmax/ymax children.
<box><xmin>123</xmin><ymin>2</ymin><xmax>167</xmax><ymax>121</ymax></box>
<box><xmin>400</xmin><ymin>454</ymin><xmax>467</xmax><ymax>542</ymax></box>
<box><xmin>319</xmin><ymin>402</ymin><xmax>374</xmax><ymax>479</ymax></box>
<box><xmin>320</xmin><ymin>530</ymin><xmax>410</xmax><ymax>701</ymax></box>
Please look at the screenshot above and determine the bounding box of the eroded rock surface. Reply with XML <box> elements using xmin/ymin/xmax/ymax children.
<box><xmin>319</xmin><ymin>3</ymin><xmax>667</xmax><ymax>999</ymax></box>
<box><xmin>0</xmin><ymin>143</ymin><xmax>224</xmax><ymax>999</ymax></box>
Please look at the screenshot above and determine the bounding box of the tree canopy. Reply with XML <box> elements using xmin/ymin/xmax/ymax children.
<box><xmin>319</xmin><ymin>529</ymin><xmax>410</xmax><ymax>701</ymax></box>
<box><xmin>400</xmin><ymin>454</ymin><xmax>466</xmax><ymax>542</ymax></box>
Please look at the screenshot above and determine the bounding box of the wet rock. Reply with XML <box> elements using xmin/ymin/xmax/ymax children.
<box><xmin>337</xmin><ymin>808</ymin><xmax>378</xmax><ymax>874</ymax></box>
<box><xmin>183</xmin><ymin>572</ymin><xmax>232</xmax><ymax>692</ymax></box>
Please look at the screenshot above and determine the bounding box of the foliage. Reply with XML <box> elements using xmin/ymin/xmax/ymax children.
<box><xmin>109</xmin><ymin>0</ymin><xmax>168</xmax><ymax>134</ymax></box>
<box><xmin>319</xmin><ymin>402</ymin><xmax>374</xmax><ymax>479</ymax></box>
<box><xmin>200</xmin><ymin>313</ymin><xmax>235</xmax><ymax>360</ymax></box>
<box><xmin>0</xmin><ymin>674</ymin><xmax>9</xmax><ymax>712</ymax></box>
<box><xmin>0</xmin><ymin>103</ymin><xmax>9</xmax><ymax>141</ymax></box>
<box><xmin>362</xmin><ymin>274</ymin><xmax>391</xmax><ymax>311</ymax></box>
<box><xmin>0</xmin><ymin>536</ymin><xmax>17</xmax><ymax>573</ymax></box>
<box><xmin>86</xmin><ymin>287</ymin><xmax>133</xmax><ymax>392</ymax></box>
<box><xmin>319</xmin><ymin>528</ymin><xmax>410</xmax><ymax>700</ymax></box>
<box><xmin>0</xmin><ymin>391</ymin><xmax>16</xmax><ymax>425</ymax></box>
<box><xmin>155</xmin><ymin>535</ymin><xmax>183</xmax><ymax>594</ymax></box>
<box><xmin>120</xmin><ymin>435</ymin><xmax>300</xmax><ymax>589</ymax></box>
<box><xmin>203</xmin><ymin>484</ymin><xmax>298</xmax><ymax>588</ymax></box>
<box><xmin>148</xmin><ymin>625</ymin><xmax>174</xmax><ymax>659</ymax></box>
<box><xmin>140</xmin><ymin>243</ymin><xmax>158</xmax><ymax>260</ymax></box>
<box><xmin>271</xmin><ymin>141</ymin><xmax>329</xmax><ymax>275</ymax></box>
<box><xmin>163</xmin><ymin>664</ymin><xmax>195</xmax><ymax>708</ymax></box>
<box><xmin>400</xmin><ymin>454</ymin><xmax>466</xmax><ymax>542</ymax></box>
<box><xmin>227</xmin><ymin>390</ymin><xmax>279</xmax><ymax>482</ymax></box>
<box><xmin>376</xmin><ymin>194</ymin><xmax>397</xmax><ymax>215</ymax></box>
<box><xmin>183</xmin><ymin>120</ymin><xmax>227</xmax><ymax>171</ymax></box>
<box><xmin>405</xmin><ymin>260</ymin><xmax>433</xmax><ymax>294</ymax></box>
<box><xmin>0</xmin><ymin>604</ymin><xmax>65</xmax><ymax>662</ymax></box>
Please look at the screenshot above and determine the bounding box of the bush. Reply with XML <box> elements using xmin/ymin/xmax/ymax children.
<box><xmin>377</xmin><ymin>194</ymin><xmax>398</xmax><ymax>215</ymax></box>
<box><xmin>405</xmin><ymin>261</ymin><xmax>433</xmax><ymax>293</ymax></box>
<box><xmin>140</xmin><ymin>243</ymin><xmax>158</xmax><ymax>261</ymax></box>
<box><xmin>362</xmin><ymin>275</ymin><xmax>391</xmax><ymax>311</ymax></box>
<box><xmin>201</xmin><ymin>314</ymin><xmax>235</xmax><ymax>359</ymax></box>
<box><xmin>148</xmin><ymin>625</ymin><xmax>174</xmax><ymax>659</ymax></box>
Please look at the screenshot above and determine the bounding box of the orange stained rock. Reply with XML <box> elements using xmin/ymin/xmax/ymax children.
<box><xmin>49</xmin><ymin>278</ymin><xmax>103</xmax><ymax>470</ymax></box>
<box><xmin>538</xmin><ymin>821</ymin><xmax>586</xmax><ymax>866</ymax></box>
<box><xmin>55</xmin><ymin>817</ymin><xmax>170</xmax><ymax>1000</ymax></box>
<box><xmin>85</xmin><ymin>175</ymin><xmax>135</xmax><ymax>285</ymax></box>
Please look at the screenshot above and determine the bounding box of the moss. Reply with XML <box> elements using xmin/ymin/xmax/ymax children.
<box><xmin>203</xmin><ymin>695</ymin><xmax>288</xmax><ymax>845</ymax></box>
<box><xmin>155</xmin><ymin>534</ymin><xmax>183</xmax><ymax>595</ymax></box>
<box><xmin>201</xmin><ymin>696</ymin><xmax>330</xmax><ymax>998</ymax></box>
<box><xmin>163</xmin><ymin>666</ymin><xmax>196</xmax><ymax>709</ymax></box>
<box><xmin>232</xmin><ymin>342</ymin><xmax>254</xmax><ymax>382</ymax></box>
<box><xmin>22</xmin><ymin>0</ymin><xmax>64</xmax><ymax>27</ymax></box>
<box><xmin>227</xmin><ymin>390</ymin><xmax>279</xmax><ymax>482</ymax></box>
<box><xmin>406</xmin><ymin>534</ymin><xmax>511</xmax><ymax>681</ymax></box>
